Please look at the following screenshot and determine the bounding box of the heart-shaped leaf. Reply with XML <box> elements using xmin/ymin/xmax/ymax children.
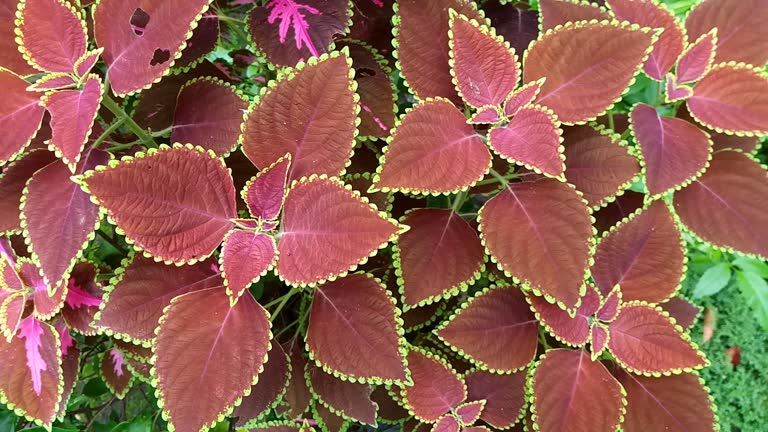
<box><xmin>455</xmin><ymin>400</ymin><xmax>484</xmax><ymax>425</ymax></box>
<box><xmin>16</xmin><ymin>0</ymin><xmax>87</xmax><ymax>73</ymax></box>
<box><xmin>0</xmin><ymin>149</ymin><xmax>56</xmax><ymax>234</ymax></box>
<box><xmin>401</xmin><ymin>348</ymin><xmax>466</xmax><ymax>422</ymax></box>
<box><xmin>234</xmin><ymin>342</ymin><xmax>290</xmax><ymax>426</ymax></box>
<box><xmin>538</xmin><ymin>0</ymin><xmax>610</xmax><ymax>31</ymax></box>
<box><xmin>243</xmin><ymin>153</ymin><xmax>291</xmax><ymax>222</ymax></box>
<box><xmin>0</xmin><ymin>68</ymin><xmax>45</xmax><ymax>164</ymax></box>
<box><xmin>527</xmin><ymin>285</ymin><xmax>601</xmax><ymax>346</ymax></box>
<box><xmin>465</xmin><ymin>369</ymin><xmax>526</xmax><ymax>430</ymax></box>
<box><xmin>676</xmin><ymin>30</ymin><xmax>717</xmax><ymax>84</ymax></box>
<box><xmin>307</xmin><ymin>364</ymin><xmax>377</xmax><ymax>425</ymax></box>
<box><xmin>221</xmin><ymin>230</ymin><xmax>277</xmax><ymax>304</ymax></box>
<box><xmin>685</xmin><ymin>0</ymin><xmax>768</xmax><ymax>65</ymax></box>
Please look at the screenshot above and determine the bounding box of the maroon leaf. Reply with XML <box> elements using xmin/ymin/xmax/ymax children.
<box><xmin>665</xmin><ymin>74</ymin><xmax>693</xmax><ymax>102</ymax></box>
<box><xmin>437</xmin><ymin>286</ymin><xmax>538</xmax><ymax>372</ymax></box>
<box><xmin>61</xmin><ymin>262</ymin><xmax>103</xmax><ymax>335</ymax></box>
<box><xmin>596</xmin><ymin>288</ymin><xmax>621</xmax><ymax>322</ymax></box>
<box><xmin>531</xmin><ymin>349</ymin><xmax>624</xmax><ymax>432</ymax></box>
<box><xmin>16</xmin><ymin>0</ymin><xmax>87</xmax><ymax>73</ymax></box>
<box><xmin>243</xmin><ymin>153</ymin><xmax>291</xmax><ymax>222</ymax></box>
<box><xmin>433</xmin><ymin>415</ymin><xmax>460</xmax><ymax>432</ymax></box>
<box><xmin>277</xmin><ymin>176</ymin><xmax>402</xmax><ymax>286</ymax></box>
<box><xmin>396</xmin><ymin>209</ymin><xmax>484</xmax><ymax>307</ymax></box>
<box><xmin>307</xmin><ymin>273</ymin><xmax>407</xmax><ymax>383</ymax></box>
<box><xmin>154</xmin><ymin>287</ymin><xmax>271</xmax><ymax>432</ymax></box>
<box><xmin>314</xmin><ymin>402</ymin><xmax>347</xmax><ymax>432</ymax></box>
<box><xmin>482</xmin><ymin>2</ymin><xmax>538</xmax><ymax>55</ymax></box>
<box><xmin>348</xmin><ymin>0</ymin><xmax>395</xmax><ymax>59</ymax></box>
<box><xmin>174</xmin><ymin>12</ymin><xmax>219</xmax><ymax>70</ymax></box>
<box><xmin>660</xmin><ymin>296</ymin><xmax>701</xmax><ymax>330</ymax></box>
<box><xmin>74</xmin><ymin>49</ymin><xmax>102</xmax><ymax>78</ymax></box>
<box><xmin>93</xmin><ymin>0</ymin><xmax>212</xmax><ymax>95</ymax></box>
<box><xmin>538</xmin><ymin>0</ymin><xmax>610</xmax><ymax>31</ymax></box>
<box><xmin>80</xmin><ymin>145</ymin><xmax>236</xmax><ymax>264</ymax></box>
<box><xmin>371</xmin><ymin>386</ymin><xmax>409</xmax><ymax>424</ymax></box>
<box><xmin>465</xmin><ymin>369</ymin><xmax>526</xmax><ymax>429</ymax></box>
<box><xmin>592</xmin><ymin>201</ymin><xmax>684</xmax><ymax>302</ymax></box>
<box><xmin>615</xmin><ymin>370</ymin><xmax>717</xmax><ymax>432</ymax></box>
<box><xmin>374</xmin><ymin>98</ymin><xmax>491</xmax><ymax>194</ymax></box>
<box><xmin>0</xmin><ymin>0</ymin><xmax>36</xmax><ymax>75</ymax></box>
<box><xmin>19</xmin><ymin>259</ymin><xmax>64</xmax><ymax>319</ymax></box>
<box><xmin>455</xmin><ymin>400</ymin><xmax>484</xmax><ymax>425</ymax></box>
<box><xmin>101</xmin><ymin>348</ymin><xmax>132</xmax><ymax>398</ymax></box>
<box><xmin>282</xmin><ymin>341</ymin><xmax>312</xmax><ymax>418</ymax></box>
<box><xmin>608</xmin><ymin>303</ymin><xmax>707</xmax><ymax>374</ymax></box>
<box><xmin>221</xmin><ymin>230</ymin><xmax>277</xmax><ymax>304</ymax></box>
<box><xmin>234</xmin><ymin>343</ymin><xmax>290</xmax><ymax>426</ymax></box>
<box><xmin>0</xmin><ymin>149</ymin><xmax>56</xmax><ymax>234</ymax></box>
<box><xmin>523</xmin><ymin>21</ymin><xmax>654</xmax><ymax>123</ymax></box>
<box><xmin>26</xmin><ymin>73</ymin><xmax>77</xmax><ymax>92</ymax></box>
<box><xmin>171</xmin><ymin>77</ymin><xmax>248</xmax><ymax>156</ymax></box>
<box><xmin>0</xmin><ymin>293</ymin><xmax>25</xmax><ymax>340</ymax></box>
<box><xmin>55</xmin><ymin>324</ymin><xmax>79</xmax><ymax>418</ymax></box>
<box><xmin>307</xmin><ymin>365</ymin><xmax>377</xmax><ymax>425</ymax></box>
<box><xmin>241</xmin><ymin>53</ymin><xmax>356</xmax><ymax>182</ymax></box>
<box><xmin>479</xmin><ymin>179</ymin><xmax>594</xmax><ymax>309</ymax></box>
<box><xmin>593</xmin><ymin>190</ymin><xmax>645</xmax><ymax>233</ymax></box>
<box><xmin>589</xmin><ymin>324</ymin><xmax>608</xmax><ymax>359</ymax></box>
<box><xmin>402</xmin><ymin>349</ymin><xmax>466</xmax><ymax>422</ymax></box>
<box><xmin>673</xmin><ymin>150</ymin><xmax>768</xmax><ymax>258</ymax></box>
<box><xmin>0</xmin><ymin>68</ymin><xmax>45</xmax><ymax>164</ymax></box>
<box><xmin>527</xmin><ymin>284</ymin><xmax>601</xmax><ymax>346</ymax></box>
<box><xmin>95</xmin><ymin>254</ymin><xmax>222</xmax><ymax>344</ymax></box>
<box><xmin>676</xmin><ymin>30</ymin><xmax>717</xmax><ymax>84</ymax></box>
<box><xmin>503</xmin><ymin>79</ymin><xmax>544</xmax><ymax>117</ymax></box>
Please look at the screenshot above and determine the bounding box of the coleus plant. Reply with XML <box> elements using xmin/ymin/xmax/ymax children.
<box><xmin>0</xmin><ymin>0</ymin><xmax>766</xmax><ymax>431</ymax></box>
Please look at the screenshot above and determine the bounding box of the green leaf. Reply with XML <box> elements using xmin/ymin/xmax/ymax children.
<box><xmin>693</xmin><ymin>263</ymin><xmax>732</xmax><ymax>298</ymax></box>
<box><xmin>736</xmin><ymin>270</ymin><xmax>768</xmax><ymax>330</ymax></box>
<box><xmin>733</xmin><ymin>257</ymin><xmax>768</xmax><ymax>279</ymax></box>
<box><xmin>0</xmin><ymin>409</ymin><xmax>16</xmax><ymax>431</ymax></box>
<box><xmin>111</xmin><ymin>418</ymin><xmax>153</xmax><ymax>432</ymax></box>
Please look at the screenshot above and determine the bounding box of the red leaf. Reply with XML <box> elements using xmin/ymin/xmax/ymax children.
<box><xmin>592</xmin><ymin>201</ymin><xmax>684</xmax><ymax>303</ymax></box>
<box><xmin>174</xmin><ymin>12</ymin><xmax>220</xmax><ymax>70</ymax></box>
<box><xmin>468</xmin><ymin>106</ymin><xmax>501</xmax><ymax>124</ymax></box>
<box><xmin>243</xmin><ymin>153</ymin><xmax>291</xmax><ymax>222</ymax></box>
<box><xmin>531</xmin><ymin>349</ymin><xmax>624</xmax><ymax>432</ymax></box>
<box><xmin>465</xmin><ymin>369</ymin><xmax>526</xmax><ymax>429</ymax></box>
<box><xmin>685</xmin><ymin>0</ymin><xmax>768</xmax><ymax>66</ymax></box>
<box><xmin>241</xmin><ymin>53</ymin><xmax>357</xmax><ymax>182</ymax></box>
<box><xmin>17</xmin><ymin>0</ymin><xmax>87</xmax><ymax>73</ymax></box>
<box><xmin>101</xmin><ymin>348</ymin><xmax>132</xmax><ymax>398</ymax></box>
<box><xmin>614</xmin><ymin>370</ymin><xmax>717</xmax><ymax>432</ymax></box>
<box><xmin>433</xmin><ymin>415</ymin><xmax>460</xmax><ymax>432</ymax></box>
<box><xmin>314</xmin><ymin>401</ymin><xmax>347</xmax><ymax>432</ymax></box>
<box><xmin>455</xmin><ymin>400</ymin><xmax>484</xmax><ymax>425</ymax></box>
<box><xmin>61</xmin><ymin>262</ymin><xmax>103</xmax><ymax>335</ymax></box>
<box><xmin>234</xmin><ymin>342</ymin><xmax>290</xmax><ymax>426</ymax></box>
<box><xmin>687</xmin><ymin>64</ymin><xmax>768</xmax><ymax>136</ymax></box>
<box><xmin>589</xmin><ymin>324</ymin><xmax>608</xmax><ymax>359</ymax></box>
<box><xmin>673</xmin><ymin>150</ymin><xmax>768</xmax><ymax>259</ymax></box>
<box><xmin>538</xmin><ymin>0</ymin><xmax>610</xmax><ymax>31</ymax></box>
<box><xmin>483</xmin><ymin>2</ymin><xmax>539</xmax><ymax>56</ymax></box>
<box><xmin>489</xmin><ymin>106</ymin><xmax>564</xmax><ymax>178</ymax></box>
<box><xmin>608</xmin><ymin>303</ymin><xmax>707</xmax><ymax>374</ymax></box>
<box><xmin>449</xmin><ymin>12</ymin><xmax>519</xmax><ymax>107</ymax></box>
<box><xmin>74</xmin><ymin>49</ymin><xmax>102</xmax><ymax>78</ymax></box>
<box><xmin>396</xmin><ymin>209</ymin><xmax>484</xmax><ymax>307</ymax></box>
<box><xmin>80</xmin><ymin>145</ymin><xmax>237</xmax><ymax>264</ymax></box>
<box><xmin>395</xmin><ymin>0</ymin><xmax>484</xmax><ymax>102</ymax></box>
<box><xmin>154</xmin><ymin>287</ymin><xmax>271</xmax><ymax>432</ymax></box>
<box><xmin>19</xmin><ymin>259</ymin><xmax>65</xmax><ymax>319</ymax></box>
<box><xmin>0</xmin><ymin>1</ymin><xmax>36</xmax><ymax>75</ymax></box>
<box><xmin>0</xmin><ymin>293</ymin><xmax>25</xmax><ymax>340</ymax></box>
<box><xmin>527</xmin><ymin>285</ymin><xmax>601</xmax><ymax>346</ymax></box>
<box><xmin>665</xmin><ymin>74</ymin><xmax>693</xmax><ymax>102</ymax></box>
<box><xmin>660</xmin><ymin>296</ymin><xmax>701</xmax><ymax>330</ymax></box>
<box><xmin>282</xmin><ymin>341</ymin><xmax>312</xmax><ymax>418</ymax></box>
<box><xmin>0</xmin><ymin>68</ymin><xmax>45</xmax><ymax>164</ymax></box>
<box><xmin>26</xmin><ymin>73</ymin><xmax>77</xmax><ymax>92</ymax></box>
<box><xmin>479</xmin><ymin>179</ymin><xmax>594</xmax><ymax>309</ymax></box>
<box><xmin>277</xmin><ymin>176</ymin><xmax>402</xmax><ymax>286</ymax></box>
<box><xmin>171</xmin><ymin>77</ymin><xmax>248</xmax><ymax>156</ymax></box>
<box><xmin>307</xmin><ymin>364</ymin><xmax>377</xmax><ymax>425</ymax></box>
<box><xmin>55</xmin><ymin>324</ymin><xmax>79</xmax><ymax>418</ymax></box>
<box><xmin>503</xmin><ymin>79</ymin><xmax>544</xmax><ymax>117</ymax></box>
<box><xmin>95</xmin><ymin>254</ymin><xmax>222</xmax><ymax>344</ymax></box>
<box><xmin>221</xmin><ymin>230</ymin><xmax>276</xmax><ymax>304</ymax></box>
<box><xmin>93</xmin><ymin>0</ymin><xmax>211</xmax><ymax>95</ymax></box>
<box><xmin>371</xmin><ymin>386</ymin><xmax>410</xmax><ymax>423</ymax></box>
<box><xmin>374</xmin><ymin>98</ymin><xmax>491</xmax><ymax>194</ymax></box>
<box><xmin>676</xmin><ymin>30</ymin><xmax>717</xmax><ymax>84</ymax></box>
<box><xmin>592</xmin><ymin>190</ymin><xmax>645</xmax><ymax>233</ymax></box>
<box><xmin>402</xmin><ymin>349</ymin><xmax>466</xmax><ymax>422</ymax></box>
<box><xmin>523</xmin><ymin>21</ymin><xmax>654</xmax><ymax>123</ymax></box>
<box><xmin>437</xmin><ymin>286</ymin><xmax>538</xmax><ymax>372</ymax></box>
<box><xmin>562</xmin><ymin>124</ymin><xmax>640</xmax><ymax>208</ymax></box>
<box><xmin>596</xmin><ymin>288</ymin><xmax>621</xmax><ymax>322</ymax></box>
<box><xmin>0</xmin><ymin>149</ymin><xmax>56</xmax><ymax>234</ymax></box>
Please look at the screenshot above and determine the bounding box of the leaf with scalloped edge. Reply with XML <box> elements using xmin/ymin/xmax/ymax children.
<box><xmin>277</xmin><ymin>176</ymin><xmax>402</xmax><ymax>286</ymax></box>
<box><xmin>523</xmin><ymin>21</ymin><xmax>654</xmax><ymax>124</ymax></box>
<box><xmin>676</xmin><ymin>30</ymin><xmax>717</xmax><ymax>84</ymax></box>
<box><xmin>101</xmin><ymin>348</ymin><xmax>132</xmax><ymax>398</ymax></box>
<box><xmin>449</xmin><ymin>11</ymin><xmax>519</xmax><ymax>107</ymax></box>
<box><xmin>243</xmin><ymin>154</ymin><xmax>291</xmax><ymax>222</ymax></box>
<box><xmin>307</xmin><ymin>273</ymin><xmax>407</xmax><ymax>383</ymax></box>
<box><xmin>489</xmin><ymin>106</ymin><xmax>564</xmax><ymax>178</ymax></box>
<box><xmin>241</xmin><ymin>53</ymin><xmax>356</xmax><ymax>182</ymax></box>
<box><xmin>16</xmin><ymin>0</ymin><xmax>87</xmax><ymax>73</ymax></box>
<box><xmin>437</xmin><ymin>286</ymin><xmax>537</xmax><ymax>372</ymax></box>
<box><xmin>1</xmin><ymin>292</ymin><xmax>25</xmax><ymax>341</ymax></box>
<box><xmin>0</xmin><ymin>68</ymin><xmax>45</xmax><ymax>164</ymax></box>
<box><xmin>673</xmin><ymin>150</ymin><xmax>768</xmax><ymax>259</ymax></box>
<box><xmin>22</xmin><ymin>149</ymin><xmax>109</xmax><ymax>294</ymax></box>
<box><xmin>402</xmin><ymin>348</ymin><xmax>466</xmax><ymax>422</ymax></box>
<box><xmin>468</xmin><ymin>106</ymin><xmax>501</xmax><ymax>124</ymax></box>
<box><xmin>54</xmin><ymin>322</ymin><xmax>78</xmax><ymax>418</ymax></box>
<box><xmin>313</xmin><ymin>401</ymin><xmax>348</xmax><ymax>432</ymax></box>
<box><xmin>95</xmin><ymin>254</ymin><xmax>222</xmax><ymax>344</ymax></box>
<box><xmin>503</xmin><ymin>79</ymin><xmax>544</xmax><ymax>117</ymax></box>
<box><xmin>374</xmin><ymin>98</ymin><xmax>491</xmax><ymax>194</ymax></box>
<box><xmin>483</xmin><ymin>2</ymin><xmax>538</xmax><ymax>56</ymax></box>
<box><xmin>538</xmin><ymin>0</ymin><xmax>610</xmax><ymax>31</ymax></box>
<box><xmin>0</xmin><ymin>316</ymin><xmax>61</xmax><ymax>427</ymax></box>
<box><xmin>592</xmin><ymin>201</ymin><xmax>684</xmax><ymax>303</ymax></box>
<box><xmin>93</xmin><ymin>0</ymin><xmax>212</xmax><ymax>95</ymax></box>
<box><xmin>660</xmin><ymin>296</ymin><xmax>701</xmax><ymax>330</ymax></box>
<box><xmin>455</xmin><ymin>400</ymin><xmax>484</xmax><ymax>425</ymax></box>
<box><xmin>614</xmin><ymin>369</ymin><xmax>717</xmax><ymax>432</ymax></box>
<box><xmin>596</xmin><ymin>288</ymin><xmax>621</xmax><ymax>322</ymax></box>
<box><xmin>527</xmin><ymin>284</ymin><xmax>601</xmax><ymax>346</ymax></box>
<box><xmin>608</xmin><ymin>303</ymin><xmax>707</xmax><ymax>374</ymax></box>
<box><xmin>171</xmin><ymin>77</ymin><xmax>248</xmax><ymax>157</ymax></box>
<box><xmin>479</xmin><ymin>179</ymin><xmax>594</xmax><ymax>309</ymax></box>
<box><xmin>432</xmin><ymin>415</ymin><xmax>460</xmax><ymax>432</ymax></box>
<box><xmin>0</xmin><ymin>149</ymin><xmax>56</xmax><ymax>234</ymax></box>
<box><xmin>0</xmin><ymin>0</ymin><xmax>35</xmax><ymax>75</ymax></box>
<box><xmin>221</xmin><ymin>230</ymin><xmax>276</xmax><ymax>305</ymax></box>
<box><xmin>17</xmin><ymin>259</ymin><xmax>63</xmax><ymax>319</ymax></box>
<box><xmin>396</xmin><ymin>209</ymin><xmax>484</xmax><ymax>307</ymax></box>
<box><xmin>464</xmin><ymin>369</ymin><xmax>526</xmax><ymax>429</ymax></box>
<box><xmin>26</xmin><ymin>73</ymin><xmax>77</xmax><ymax>92</ymax></box>
<box><xmin>74</xmin><ymin>49</ymin><xmax>102</xmax><ymax>78</ymax></box>
<box><xmin>79</xmin><ymin>145</ymin><xmax>236</xmax><ymax>264</ymax></box>
<box><xmin>665</xmin><ymin>74</ymin><xmax>692</xmax><ymax>102</ymax></box>
<box><xmin>686</xmin><ymin>64</ymin><xmax>768</xmax><ymax>136</ymax></box>
<box><xmin>590</xmin><ymin>324</ymin><xmax>608</xmax><ymax>359</ymax></box>
<box><xmin>371</xmin><ymin>386</ymin><xmax>409</xmax><ymax>424</ymax></box>
<box><xmin>234</xmin><ymin>342</ymin><xmax>290</xmax><ymax>427</ymax></box>
<box><xmin>174</xmin><ymin>11</ymin><xmax>219</xmax><ymax>70</ymax></box>
<box><xmin>154</xmin><ymin>287</ymin><xmax>271</xmax><ymax>432</ymax></box>
<box><xmin>282</xmin><ymin>341</ymin><xmax>312</xmax><ymax>419</ymax></box>
<box><xmin>395</xmin><ymin>0</ymin><xmax>484</xmax><ymax>103</ymax></box>
<box><xmin>531</xmin><ymin>349</ymin><xmax>624</xmax><ymax>432</ymax></box>
<box><xmin>593</xmin><ymin>190</ymin><xmax>645</xmax><ymax>233</ymax></box>
<box><xmin>685</xmin><ymin>0</ymin><xmax>768</xmax><ymax>66</ymax></box>
<box><xmin>307</xmin><ymin>364</ymin><xmax>377</xmax><ymax>425</ymax></box>
<box><xmin>61</xmin><ymin>262</ymin><xmax>103</xmax><ymax>335</ymax></box>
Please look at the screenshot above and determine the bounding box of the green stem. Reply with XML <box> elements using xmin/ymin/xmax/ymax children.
<box><xmin>451</xmin><ymin>190</ymin><xmax>468</xmax><ymax>213</ymax></box>
<box><xmin>101</xmin><ymin>95</ymin><xmax>158</xmax><ymax>148</ymax></box>
<box><xmin>151</xmin><ymin>126</ymin><xmax>173</xmax><ymax>137</ymax></box>
<box><xmin>91</xmin><ymin>118</ymin><xmax>126</xmax><ymax>150</ymax></box>
<box><xmin>488</xmin><ymin>168</ymin><xmax>510</xmax><ymax>189</ymax></box>
<box><xmin>607</xmin><ymin>110</ymin><xmax>615</xmax><ymax>131</ymax></box>
<box><xmin>268</xmin><ymin>286</ymin><xmax>300</xmax><ymax>322</ymax></box>
<box><xmin>97</xmin><ymin>228</ymin><xmax>128</xmax><ymax>255</ymax></box>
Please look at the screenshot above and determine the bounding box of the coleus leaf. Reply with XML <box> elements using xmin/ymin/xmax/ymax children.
<box><xmin>464</xmin><ymin>369</ymin><xmax>526</xmax><ymax>429</ymax></box>
<box><xmin>526</xmin><ymin>284</ymin><xmax>601</xmax><ymax>346</ymax></box>
<box><xmin>19</xmin><ymin>259</ymin><xmax>64</xmax><ymax>319</ymax></box>
<box><xmin>686</xmin><ymin>64</ymin><xmax>768</xmax><ymax>136</ymax></box>
<box><xmin>685</xmin><ymin>0</ymin><xmax>768</xmax><ymax>66</ymax></box>
<box><xmin>468</xmin><ymin>106</ymin><xmax>501</xmax><ymax>124</ymax></box>
<box><xmin>74</xmin><ymin>49</ymin><xmax>103</xmax><ymax>79</ymax></box>
<box><xmin>395</xmin><ymin>209</ymin><xmax>484</xmax><ymax>308</ymax></box>
<box><xmin>241</xmin><ymin>52</ymin><xmax>357</xmax><ymax>182</ymax></box>
<box><xmin>93</xmin><ymin>0</ymin><xmax>212</xmax><ymax>95</ymax></box>
<box><xmin>306</xmin><ymin>273</ymin><xmax>408</xmax><ymax>383</ymax></box>
<box><xmin>22</xmin><ymin>149</ymin><xmax>109</xmax><ymax>294</ymax></box>
<box><xmin>373</xmin><ymin>98</ymin><xmax>491</xmax><ymax>194</ymax></box>
<box><xmin>277</xmin><ymin>175</ymin><xmax>402</xmax><ymax>286</ymax></box>
<box><xmin>282</xmin><ymin>341</ymin><xmax>312</xmax><ymax>418</ymax></box>
<box><xmin>673</xmin><ymin>150</ymin><xmax>768</xmax><ymax>259</ymax></box>
<box><xmin>174</xmin><ymin>12</ymin><xmax>220</xmax><ymax>70</ymax></box>
<box><xmin>455</xmin><ymin>400</ymin><xmax>484</xmax><ymax>425</ymax></box>
<box><xmin>482</xmin><ymin>1</ymin><xmax>538</xmax><ymax>55</ymax></box>
<box><xmin>676</xmin><ymin>30</ymin><xmax>717</xmax><ymax>84</ymax></box>
<box><xmin>16</xmin><ymin>0</ymin><xmax>87</xmax><ymax>73</ymax></box>
<box><xmin>395</xmin><ymin>0</ymin><xmax>484</xmax><ymax>102</ymax></box>
<box><xmin>562</xmin><ymin>124</ymin><xmax>639</xmax><ymax>209</ymax></box>
<box><xmin>0</xmin><ymin>149</ymin><xmax>56</xmax><ymax>234</ymax></box>
<box><xmin>95</xmin><ymin>253</ymin><xmax>222</xmax><ymax>345</ymax></box>
<box><xmin>478</xmin><ymin>178</ymin><xmax>594</xmax><ymax>310</ymax></box>
<box><xmin>61</xmin><ymin>262</ymin><xmax>103</xmax><ymax>335</ymax></box>
<box><xmin>313</xmin><ymin>401</ymin><xmax>348</xmax><ymax>432</ymax></box>
<box><xmin>503</xmin><ymin>79</ymin><xmax>544</xmax><ymax>117</ymax></box>
<box><xmin>79</xmin><ymin>144</ymin><xmax>237</xmax><ymax>264</ymax></box>
<box><xmin>630</xmin><ymin>103</ymin><xmax>712</xmax><ymax>195</ymax></box>
<box><xmin>538</xmin><ymin>0</ymin><xmax>610</xmax><ymax>31</ymax></box>
<box><xmin>0</xmin><ymin>0</ymin><xmax>36</xmax><ymax>75</ymax></box>
<box><xmin>589</xmin><ymin>324</ymin><xmax>609</xmax><ymax>359</ymax></box>
<box><xmin>448</xmin><ymin>11</ymin><xmax>519</xmax><ymax>108</ymax></box>
<box><xmin>523</xmin><ymin>21</ymin><xmax>655</xmax><ymax>124</ymax></box>
<box><xmin>401</xmin><ymin>348</ymin><xmax>466</xmax><ymax>422</ymax></box>
<box><xmin>307</xmin><ymin>364</ymin><xmax>377</xmax><ymax>425</ymax></box>
<box><xmin>26</xmin><ymin>73</ymin><xmax>77</xmax><ymax>92</ymax></box>
<box><xmin>234</xmin><ymin>342</ymin><xmax>290</xmax><ymax>426</ymax></box>
<box><xmin>432</xmin><ymin>415</ymin><xmax>460</xmax><ymax>432</ymax></box>
<box><xmin>0</xmin><ymin>293</ymin><xmax>25</xmax><ymax>341</ymax></box>
<box><xmin>531</xmin><ymin>349</ymin><xmax>625</xmax><ymax>432</ymax></box>
<box><xmin>607</xmin><ymin>302</ymin><xmax>707</xmax><ymax>374</ymax></box>
<box><xmin>0</xmin><ymin>68</ymin><xmax>45</xmax><ymax>164</ymax></box>
<box><xmin>221</xmin><ymin>230</ymin><xmax>276</xmax><ymax>305</ymax></box>
<box><xmin>243</xmin><ymin>153</ymin><xmax>291</xmax><ymax>222</ymax></box>
<box><xmin>101</xmin><ymin>348</ymin><xmax>132</xmax><ymax>399</ymax></box>
<box><xmin>660</xmin><ymin>296</ymin><xmax>701</xmax><ymax>330</ymax></box>
<box><xmin>592</xmin><ymin>190</ymin><xmax>645</xmax><ymax>233</ymax></box>
<box><xmin>153</xmin><ymin>287</ymin><xmax>271</xmax><ymax>432</ymax></box>
<box><xmin>665</xmin><ymin>74</ymin><xmax>693</xmax><ymax>103</ymax></box>
<box><xmin>614</xmin><ymin>369</ymin><xmax>717</xmax><ymax>432</ymax></box>
<box><xmin>592</xmin><ymin>201</ymin><xmax>684</xmax><ymax>302</ymax></box>
<box><xmin>437</xmin><ymin>285</ymin><xmax>538</xmax><ymax>372</ymax></box>
<box><xmin>348</xmin><ymin>0</ymin><xmax>395</xmax><ymax>59</ymax></box>
<box><xmin>596</xmin><ymin>288</ymin><xmax>621</xmax><ymax>322</ymax></box>
<box><xmin>55</xmin><ymin>323</ymin><xmax>79</xmax><ymax>418</ymax></box>
<box><xmin>171</xmin><ymin>77</ymin><xmax>248</xmax><ymax>157</ymax></box>
<box><xmin>371</xmin><ymin>387</ymin><xmax>409</xmax><ymax>424</ymax></box>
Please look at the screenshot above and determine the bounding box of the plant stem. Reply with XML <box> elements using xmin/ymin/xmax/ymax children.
<box><xmin>607</xmin><ymin>110</ymin><xmax>615</xmax><ymax>131</ymax></box>
<box><xmin>488</xmin><ymin>168</ymin><xmax>510</xmax><ymax>189</ymax></box>
<box><xmin>101</xmin><ymin>95</ymin><xmax>158</xmax><ymax>148</ymax></box>
<box><xmin>451</xmin><ymin>190</ymin><xmax>468</xmax><ymax>213</ymax></box>
<box><xmin>97</xmin><ymin>228</ymin><xmax>128</xmax><ymax>255</ymax></box>
<box><xmin>91</xmin><ymin>118</ymin><xmax>126</xmax><ymax>150</ymax></box>
<box><xmin>268</xmin><ymin>286</ymin><xmax>300</xmax><ymax>322</ymax></box>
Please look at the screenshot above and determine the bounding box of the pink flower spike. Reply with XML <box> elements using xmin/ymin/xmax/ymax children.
<box><xmin>65</xmin><ymin>280</ymin><xmax>102</xmax><ymax>309</ymax></box>
<box><xmin>266</xmin><ymin>0</ymin><xmax>321</xmax><ymax>57</ymax></box>
<box><xmin>109</xmin><ymin>349</ymin><xmax>125</xmax><ymax>377</ymax></box>
<box><xmin>18</xmin><ymin>317</ymin><xmax>47</xmax><ymax>396</ymax></box>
